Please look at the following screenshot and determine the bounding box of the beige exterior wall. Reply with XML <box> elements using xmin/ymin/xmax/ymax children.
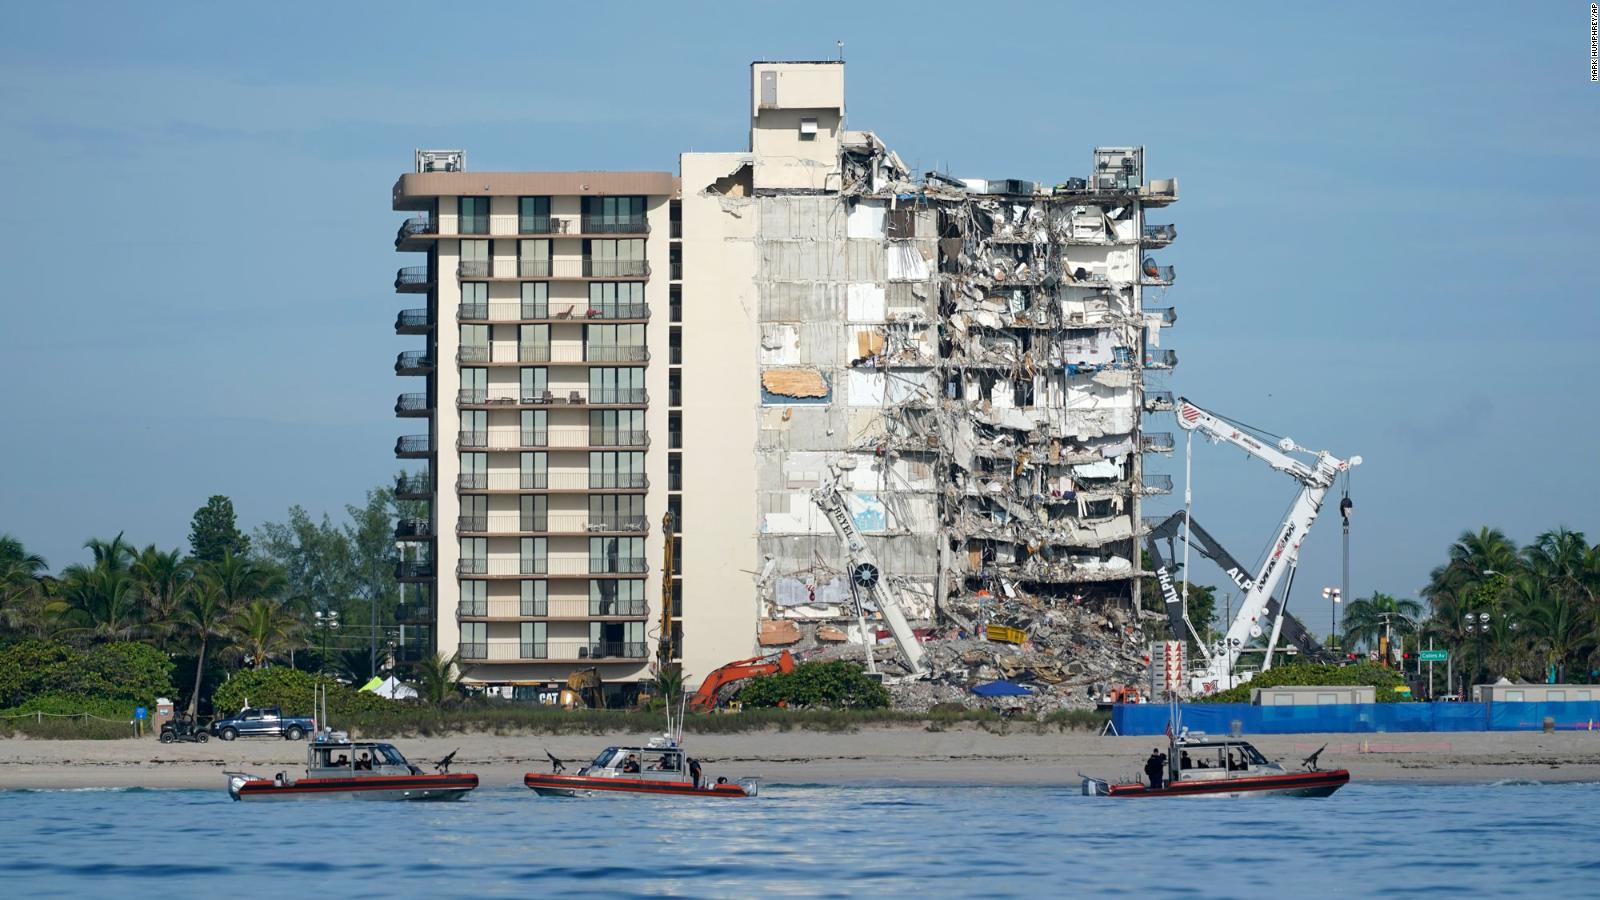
<box><xmin>675</xmin><ymin>151</ymin><xmax>762</xmax><ymax>684</ymax></box>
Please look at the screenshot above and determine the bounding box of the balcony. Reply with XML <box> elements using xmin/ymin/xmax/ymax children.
<box><xmin>461</xmin><ymin>387</ymin><xmax>646</xmax><ymax>408</ymax></box>
<box><xmin>1143</xmin><ymin>390</ymin><xmax>1175</xmax><ymax>412</ymax></box>
<box><xmin>395</xmin><ymin>351</ymin><xmax>434</xmax><ymax>375</ymax></box>
<box><xmin>1142</xmin><ymin>432</ymin><xmax>1176</xmax><ymax>454</ymax></box>
<box><xmin>395</xmin><ymin>308</ymin><xmax>431</xmax><ymax>334</ymax></box>
<box><xmin>394</xmin><ymin>266</ymin><xmax>431</xmax><ymax>292</ymax></box>
<box><xmin>456</xmin><ymin>557</ymin><xmax>649</xmax><ymax>577</ymax></box>
<box><xmin>516</xmin><ymin>344</ymin><xmax>650</xmax><ymax>365</ymax></box>
<box><xmin>1143</xmin><ymin>223</ymin><xmax>1177</xmax><ymax>246</ymax></box>
<box><xmin>456</xmin><ymin>428</ymin><xmax>649</xmax><ymax>451</ymax></box>
<box><xmin>395</xmin><ymin>392</ymin><xmax>430</xmax><ymax>417</ymax></box>
<box><xmin>458</xmin><ymin>260</ymin><xmax>492</xmax><ymax>278</ymax></box>
<box><xmin>580</xmin><ymin>215</ymin><xmax>648</xmax><ymax>235</ymax></box>
<box><xmin>457</xmin><ymin>344</ymin><xmax>491</xmax><ymax>363</ymax></box>
<box><xmin>395</xmin><ymin>517</ymin><xmax>432</xmax><ymax>539</ymax></box>
<box><xmin>395</xmin><ymin>560</ymin><xmax>435</xmax><ymax>580</ymax></box>
<box><xmin>457</xmin><ymin>471</ymin><xmax>649</xmax><ymax>492</ymax></box>
<box><xmin>395</xmin><ymin>434</ymin><xmax>431</xmax><ymax>457</ymax></box>
<box><xmin>457</xmin><ymin>514</ymin><xmax>649</xmax><ymax>536</ymax></box>
<box><xmin>1141</xmin><ymin>473</ymin><xmax>1174</xmax><ymax>495</ymax></box>
<box><xmin>395</xmin><ymin>603</ymin><xmax>434</xmax><ymax>624</ymax></box>
<box><xmin>394</xmin><ymin>472</ymin><xmax>432</xmax><ymax>498</ymax></box>
<box><xmin>456</xmin><ymin>640</ymin><xmax>647</xmax><ymax>662</ymax></box>
<box><xmin>460</xmin><ymin>300</ymin><xmax>650</xmax><ymax>323</ymax></box>
<box><xmin>1143</xmin><ymin>349</ymin><xmax>1178</xmax><ymax>369</ymax></box>
<box><xmin>458</xmin><ymin>598</ymin><xmax>649</xmax><ymax>620</ymax></box>
<box><xmin>1140</xmin><ymin>260</ymin><xmax>1175</xmax><ymax>285</ymax></box>
<box><xmin>395</xmin><ymin>216</ymin><xmax>438</xmax><ymax>250</ymax></box>
<box><xmin>458</xmin><ymin>215</ymin><xmax>490</xmax><ymax>236</ymax></box>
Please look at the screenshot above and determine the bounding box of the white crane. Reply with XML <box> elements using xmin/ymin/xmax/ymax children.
<box><xmin>1175</xmin><ymin>398</ymin><xmax>1361</xmax><ymax>694</ymax></box>
<box><xmin>811</xmin><ymin>463</ymin><xmax>927</xmax><ymax>677</ymax></box>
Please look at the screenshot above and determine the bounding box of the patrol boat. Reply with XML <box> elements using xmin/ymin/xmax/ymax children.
<box><xmin>524</xmin><ymin>735</ymin><xmax>758</xmax><ymax>798</ymax></box>
<box><xmin>225</xmin><ymin>731</ymin><xmax>479</xmax><ymax>801</ymax></box>
<box><xmin>1082</xmin><ymin>731</ymin><xmax>1349</xmax><ymax>798</ymax></box>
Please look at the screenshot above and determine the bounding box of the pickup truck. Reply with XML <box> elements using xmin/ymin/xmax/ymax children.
<box><xmin>209</xmin><ymin>707</ymin><xmax>315</xmax><ymax>741</ymax></box>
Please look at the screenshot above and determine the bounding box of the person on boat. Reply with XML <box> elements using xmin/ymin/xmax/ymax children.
<box><xmin>689</xmin><ymin>757</ymin><xmax>703</xmax><ymax>789</ymax></box>
<box><xmin>1144</xmin><ymin>749</ymin><xmax>1165</xmax><ymax>789</ymax></box>
<box><xmin>621</xmin><ymin>754</ymin><xmax>641</xmax><ymax>774</ymax></box>
<box><xmin>1179</xmin><ymin>751</ymin><xmax>1193</xmax><ymax>770</ymax></box>
<box><xmin>356</xmin><ymin>752</ymin><xmax>372</xmax><ymax>771</ymax></box>
<box><xmin>334</xmin><ymin>754</ymin><xmax>349</xmax><ymax>767</ymax></box>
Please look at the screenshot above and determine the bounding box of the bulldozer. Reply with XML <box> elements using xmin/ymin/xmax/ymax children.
<box><xmin>560</xmin><ymin>667</ymin><xmax>604</xmax><ymax>710</ymax></box>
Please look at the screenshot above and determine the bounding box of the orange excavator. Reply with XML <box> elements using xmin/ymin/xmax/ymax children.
<box><xmin>688</xmin><ymin>650</ymin><xmax>796</xmax><ymax>712</ymax></box>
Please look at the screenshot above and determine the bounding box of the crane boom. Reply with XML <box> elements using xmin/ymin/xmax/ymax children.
<box><xmin>1175</xmin><ymin>398</ymin><xmax>1361</xmax><ymax>693</ymax></box>
<box><xmin>812</xmin><ymin>465</ymin><xmax>926</xmax><ymax>676</ymax></box>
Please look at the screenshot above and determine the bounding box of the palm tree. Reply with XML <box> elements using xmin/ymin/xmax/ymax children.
<box><xmin>84</xmin><ymin>533</ymin><xmax>136</xmax><ymax>573</ymax></box>
<box><xmin>1511</xmin><ymin>573</ymin><xmax>1582</xmax><ymax>683</ymax></box>
<box><xmin>53</xmin><ymin>563</ymin><xmax>142</xmax><ymax>641</ymax></box>
<box><xmin>1341</xmin><ymin>592</ymin><xmax>1423</xmax><ymax>651</ymax></box>
<box><xmin>412</xmin><ymin>652</ymin><xmax>461</xmax><ymax>705</ymax></box>
<box><xmin>178</xmin><ymin>581</ymin><xmax>235</xmax><ymax>718</ymax></box>
<box><xmin>0</xmin><ymin>534</ymin><xmax>48</xmax><ymax>635</ymax></box>
<box><xmin>227</xmin><ymin>599</ymin><xmax>306</xmax><ymax>669</ymax></box>
<box><xmin>131</xmin><ymin>546</ymin><xmax>191</xmax><ymax>649</ymax></box>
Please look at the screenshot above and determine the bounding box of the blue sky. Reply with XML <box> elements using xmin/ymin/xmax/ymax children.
<box><xmin>1</xmin><ymin>2</ymin><xmax>1595</xmax><ymax>627</ymax></box>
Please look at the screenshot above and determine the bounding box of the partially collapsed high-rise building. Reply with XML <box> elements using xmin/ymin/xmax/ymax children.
<box><xmin>390</xmin><ymin>60</ymin><xmax>1177</xmax><ymax>700</ymax></box>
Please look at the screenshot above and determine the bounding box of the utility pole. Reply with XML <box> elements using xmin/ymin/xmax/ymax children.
<box><xmin>1339</xmin><ymin>492</ymin><xmax>1352</xmax><ymax>643</ymax></box>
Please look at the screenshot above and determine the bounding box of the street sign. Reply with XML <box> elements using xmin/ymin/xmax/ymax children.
<box><xmin>134</xmin><ymin>706</ymin><xmax>148</xmax><ymax>720</ymax></box>
<box><xmin>1418</xmin><ymin>650</ymin><xmax>1449</xmax><ymax>663</ymax></box>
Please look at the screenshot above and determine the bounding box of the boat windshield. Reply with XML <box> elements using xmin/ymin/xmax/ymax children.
<box><xmin>590</xmin><ymin>747</ymin><xmax>622</xmax><ymax>769</ymax></box>
<box><xmin>370</xmin><ymin>744</ymin><xmax>409</xmax><ymax>766</ymax></box>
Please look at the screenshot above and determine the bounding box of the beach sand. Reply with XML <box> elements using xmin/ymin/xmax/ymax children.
<box><xmin>2</xmin><ymin>728</ymin><xmax>1597</xmax><ymax>790</ymax></box>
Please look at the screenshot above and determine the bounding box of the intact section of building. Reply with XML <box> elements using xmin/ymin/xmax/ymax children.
<box><xmin>679</xmin><ymin>62</ymin><xmax>1179</xmax><ymax>679</ymax></box>
<box><xmin>391</xmin><ymin>163</ymin><xmax>678</xmax><ymax>702</ymax></box>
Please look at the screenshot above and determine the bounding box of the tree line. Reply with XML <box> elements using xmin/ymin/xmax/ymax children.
<box><xmin>0</xmin><ymin>487</ymin><xmax>414</xmax><ymax>717</ymax></box>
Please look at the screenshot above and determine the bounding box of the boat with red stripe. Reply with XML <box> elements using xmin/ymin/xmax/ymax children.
<box><xmin>226</xmin><ymin>736</ymin><xmax>479</xmax><ymax>802</ymax></box>
<box><xmin>526</xmin><ymin>738</ymin><xmax>758</xmax><ymax>798</ymax></box>
<box><xmin>1084</xmin><ymin>730</ymin><xmax>1350</xmax><ymax>799</ymax></box>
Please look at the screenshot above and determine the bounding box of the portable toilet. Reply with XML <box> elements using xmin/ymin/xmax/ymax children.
<box><xmin>154</xmin><ymin>697</ymin><xmax>175</xmax><ymax>733</ymax></box>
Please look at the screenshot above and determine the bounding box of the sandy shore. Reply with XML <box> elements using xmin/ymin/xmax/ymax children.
<box><xmin>2</xmin><ymin>728</ymin><xmax>1598</xmax><ymax>790</ymax></box>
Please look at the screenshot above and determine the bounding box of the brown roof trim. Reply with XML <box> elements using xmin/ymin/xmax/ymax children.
<box><xmin>393</xmin><ymin>171</ymin><xmax>677</xmax><ymax>210</ymax></box>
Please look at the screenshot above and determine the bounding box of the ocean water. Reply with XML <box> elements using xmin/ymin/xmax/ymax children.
<box><xmin>1</xmin><ymin>782</ymin><xmax>1595</xmax><ymax>898</ymax></box>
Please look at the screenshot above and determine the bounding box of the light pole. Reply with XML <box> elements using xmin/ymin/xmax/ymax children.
<box><xmin>314</xmin><ymin>609</ymin><xmax>341</xmax><ymax>675</ymax></box>
<box><xmin>1321</xmin><ymin>587</ymin><xmax>1342</xmax><ymax>649</ymax></box>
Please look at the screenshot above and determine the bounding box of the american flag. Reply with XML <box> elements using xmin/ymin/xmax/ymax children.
<box><xmin>1180</xmin><ymin>405</ymin><xmax>1201</xmax><ymax>423</ymax></box>
<box><xmin>1164</xmin><ymin>719</ymin><xmax>1174</xmax><ymax>739</ymax></box>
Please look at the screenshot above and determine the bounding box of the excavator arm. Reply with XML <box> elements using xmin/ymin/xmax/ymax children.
<box><xmin>688</xmin><ymin>650</ymin><xmax>796</xmax><ymax>711</ymax></box>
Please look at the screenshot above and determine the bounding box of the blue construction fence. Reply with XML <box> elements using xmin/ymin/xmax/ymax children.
<box><xmin>1110</xmin><ymin>701</ymin><xmax>1600</xmax><ymax>735</ymax></box>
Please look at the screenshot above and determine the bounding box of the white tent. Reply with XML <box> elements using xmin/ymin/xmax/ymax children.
<box><xmin>360</xmin><ymin>675</ymin><xmax>418</xmax><ymax>700</ymax></box>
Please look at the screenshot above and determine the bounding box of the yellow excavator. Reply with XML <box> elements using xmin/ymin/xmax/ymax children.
<box><xmin>561</xmin><ymin>668</ymin><xmax>604</xmax><ymax>710</ymax></box>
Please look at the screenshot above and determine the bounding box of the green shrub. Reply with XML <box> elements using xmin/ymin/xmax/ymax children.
<box><xmin>210</xmin><ymin>667</ymin><xmax>398</xmax><ymax>720</ymax></box>
<box><xmin>1194</xmin><ymin>662</ymin><xmax>1408</xmax><ymax>704</ymax></box>
<box><xmin>0</xmin><ymin>640</ymin><xmax>173</xmax><ymax>708</ymax></box>
<box><xmin>736</xmin><ymin>661</ymin><xmax>891</xmax><ymax>709</ymax></box>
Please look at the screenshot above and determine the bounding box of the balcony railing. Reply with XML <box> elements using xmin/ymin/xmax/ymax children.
<box><xmin>395</xmin><ymin>517</ymin><xmax>432</xmax><ymax>538</ymax></box>
<box><xmin>1140</xmin><ymin>262</ymin><xmax>1175</xmax><ymax>283</ymax></box>
<box><xmin>395</xmin><ymin>560</ymin><xmax>435</xmax><ymax>579</ymax></box>
<box><xmin>516</xmin><ymin>344</ymin><xmax>650</xmax><ymax>364</ymax></box>
<box><xmin>395</xmin><ymin>603</ymin><xmax>434</xmax><ymax>624</ymax></box>
<box><xmin>394</xmin><ymin>392</ymin><xmax>429</xmax><ymax>414</ymax></box>
<box><xmin>457</xmin><ymin>514</ymin><xmax>648</xmax><ymax>535</ymax></box>
<box><xmin>458</xmin><ymin>260</ymin><xmax>492</xmax><ymax>278</ymax></box>
<box><xmin>457</xmin><ymin>640</ymin><xmax>646</xmax><ymax>661</ymax></box>
<box><xmin>459</xmin><ymin>598</ymin><xmax>647</xmax><ymax>619</ymax></box>
<box><xmin>459</xmin><ymin>216</ymin><xmax>490</xmax><ymax>235</ymax></box>
<box><xmin>1143</xmin><ymin>223</ymin><xmax>1177</xmax><ymax>244</ymax></box>
<box><xmin>1143</xmin><ymin>390</ymin><xmax>1175</xmax><ymax>412</ymax></box>
<box><xmin>395</xmin><ymin>434</ymin><xmax>430</xmax><ymax>455</ymax></box>
<box><xmin>1142</xmin><ymin>432</ymin><xmax>1176</xmax><ymax>454</ymax></box>
<box><xmin>582</xmin><ymin>641</ymin><xmax>648</xmax><ymax>660</ymax></box>
<box><xmin>394</xmin><ymin>266</ymin><xmax>431</xmax><ymax>290</ymax></box>
<box><xmin>457</xmin><ymin>557</ymin><xmax>649</xmax><ymax>576</ymax></box>
<box><xmin>395</xmin><ymin>308</ymin><xmax>431</xmax><ymax>331</ymax></box>
<box><xmin>457</xmin><ymin>344</ymin><xmax>491</xmax><ymax>363</ymax></box>
<box><xmin>394</xmin><ymin>473</ymin><xmax>432</xmax><ymax>496</ymax></box>
<box><xmin>580</xmin><ymin>216</ymin><xmax>648</xmax><ymax>234</ymax></box>
<box><xmin>670</xmin><ymin>262</ymin><xmax>682</xmax><ymax>281</ymax></box>
<box><xmin>395</xmin><ymin>351</ymin><xmax>434</xmax><ymax>373</ymax></box>
<box><xmin>396</xmin><ymin>216</ymin><xmax>436</xmax><ymax>246</ymax></box>
<box><xmin>669</xmin><ymin>220</ymin><xmax>682</xmax><ymax>239</ymax></box>
<box><xmin>458</xmin><ymin>642</ymin><xmax>489</xmax><ymax>660</ymax></box>
<box><xmin>520</xmin><ymin>215</ymin><xmax>557</xmax><ymax>235</ymax></box>
<box><xmin>1142</xmin><ymin>473</ymin><xmax>1174</xmax><ymax>494</ymax></box>
<box><xmin>1143</xmin><ymin>349</ymin><xmax>1178</xmax><ymax>369</ymax></box>
<box><xmin>456</xmin><ymin>471</ymin><xmax>649</xmax><ymax>491</ymax></box>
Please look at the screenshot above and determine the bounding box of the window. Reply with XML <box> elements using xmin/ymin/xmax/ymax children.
<box><xmin>670</xmin><ymin>284</ymin><xmax>682</xmax><ymax>323</ymax></box>
<box><xmin>799</xmin><ymin>117</ymin><xmax>818</xmax><ymax>140</ymax></box>
<box><xmin>520</xmin><ymin>581</ymin><xmax>547</xmax><ymax>617</ymax></box>
<box><xmin>460</xmin><ymin>239</ymin><xmax>490</xmax><ymax>277</ymax></box>
<box><xmin>459</xmin><ymin>580</ymin><xmax>486</xmax><ymax>617</ymax></box>
<box><xmin>459</xmin><ymin>410</ymin><xmax>486</xmax><ymax>447</ymax></box>
<box><xmin>460</xmin><ymin>281</ymin><xmax>488</xmax><ymax>319</ymax></box>
<box><xmin>459</xmin><ymin>538</ymin><xmax>486</xmax><ymax>574</ymax></box>
<box><xmin>459</xmin><ymin>324</ymin><xmax>488</xmax><ymax>362</ymax></box>
<box><xmin>519</xmin><ymin>197</ymin><xmax>551</xmax><ymax>234</ymax></box>
<box><xmin>667</xmin><ymin>454</ymin><xmax>681</xmax><ymax>491</ymax></box>
<box><xmin>668</xmin><ymin>496</ymin><xmax>682</xmax><ymax>533</ymax></box>
<box><xmin>589</xmin><ymin>451</ymin><xmax>645</xmax><ymax>489</ymax></box>
<box><xmin>520</xmin><ymin>537</ymin><xmax>547</xmax><ymax>574</ymax></box>
<box><xmin>459</xmin><ymin>495</ymin><xmax>486</xmax><ymax>533</ymax></box>
<box><xmin>459</xmin><ymin>367</ymin><xmax>486</xmax><ymax>404</ymax></box>
<box><xmin>582</xmin><ymin>196</ymin><xmax>645</xmax><ymax>233</ymax></box>
<box><xmin>520</xmin><ymin>452</ymin><xmax>547</xmax><ymax>489</ymax></box>
<box><xmin>521</xmin><ymin>409</ymin><xmax>547</xmax><ymax>447</ymax></box>
<box><xmin>459</xmin><ymin>197</ymin><xmax>489</xmax><ymax>234</ymax></box>
<box><xmin>459</xmin><ymin>452</ymin><xmax>486</xmax><ymax>489</ymax></box>
<box><xmin>590</xmin><ymin>537</ymin><xmax>644</xmax><ymax>573</ymax></box>
<box><xmin>589</xmin><ymin>494</ymin><xmax>643</xmax><ymax>532</ymax></box>
<box><xmin>519</xmin><ymin>239</ymin><xmax>550</xmax><ymax>277</ymax></box>
<box><xmin>520</xmin><ymin>324</ymin><xmax>550</xmax><ymax>362</ymax></box>
<box><xmin>589</xmin><ymin>367</ymin><xmax>643</xmax><ymax>404</ymax></box>
<box><xmin>590</xmin><ymin>620</ymin><xmax>645</xmax><ymax>657</ymax></box>
<box><xmin>584</xmin><ymin>239</ymin><xmax>645</xmax><ymax>276</ymax></box>
<box><xmin>520</xmin><ymin>494</ymin><xmax>547</xmax><ymax>532</ymax></box>
<box><xmin>521</xmin><ymin>282</ymin><xmax>548</xmax><ymax>319</ymax></box>
<box><xmin>668</xmin><ymin>412</ymin><xmax>682</xmax><ymax>449</ymax></box>
<box><xmin>585</xmin><ymin>323</ymin><xmax>645</xmax><ymax>362</ymax></box>
<box><xmin>521</xmin><ymin>622</ymin><xmax>547</xmax><ymax>658</ymax></box>
<box><xmin>589</xmin><ymin>282</ymin><xmax>644</xmax><ymax>318</ymax></box>
<box><xmin>521</xmin><ymin>367</ymin><xmax>548</xmax><ymax>403</ymax></box>
<box><xmin>460</xmin><ymin>622</ymin><xmax>486</xmax><ymax>658</ymax></box>
<box><xmin>590</xmin><ymin>409</ymin><xmax>645</xmax><ymax>446</ymax></box>
<box><xmin>1506</xmin><ymin>690</ymin><xmax>1525</xmax><ymax>702</ymax></box>
<box><xmin>590</xmin><ymin>578</ymin><xmax>645</xmax><ymax>616</ymax></box>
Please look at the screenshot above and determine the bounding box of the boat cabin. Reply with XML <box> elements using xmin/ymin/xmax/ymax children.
<box><xmin>1172</xmin><ymin>739</ymin><xmax>1276</xmax><ymax>781</ymax></box>
<box><xmin>306</xmin><ymin>740</ymin><xmax>421</xmax><ymax>777</ymax></box>
<box><xmin>580</xmin><ymin>744</ymin><xmax>688</xmax><ymax>781</ymax></box>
